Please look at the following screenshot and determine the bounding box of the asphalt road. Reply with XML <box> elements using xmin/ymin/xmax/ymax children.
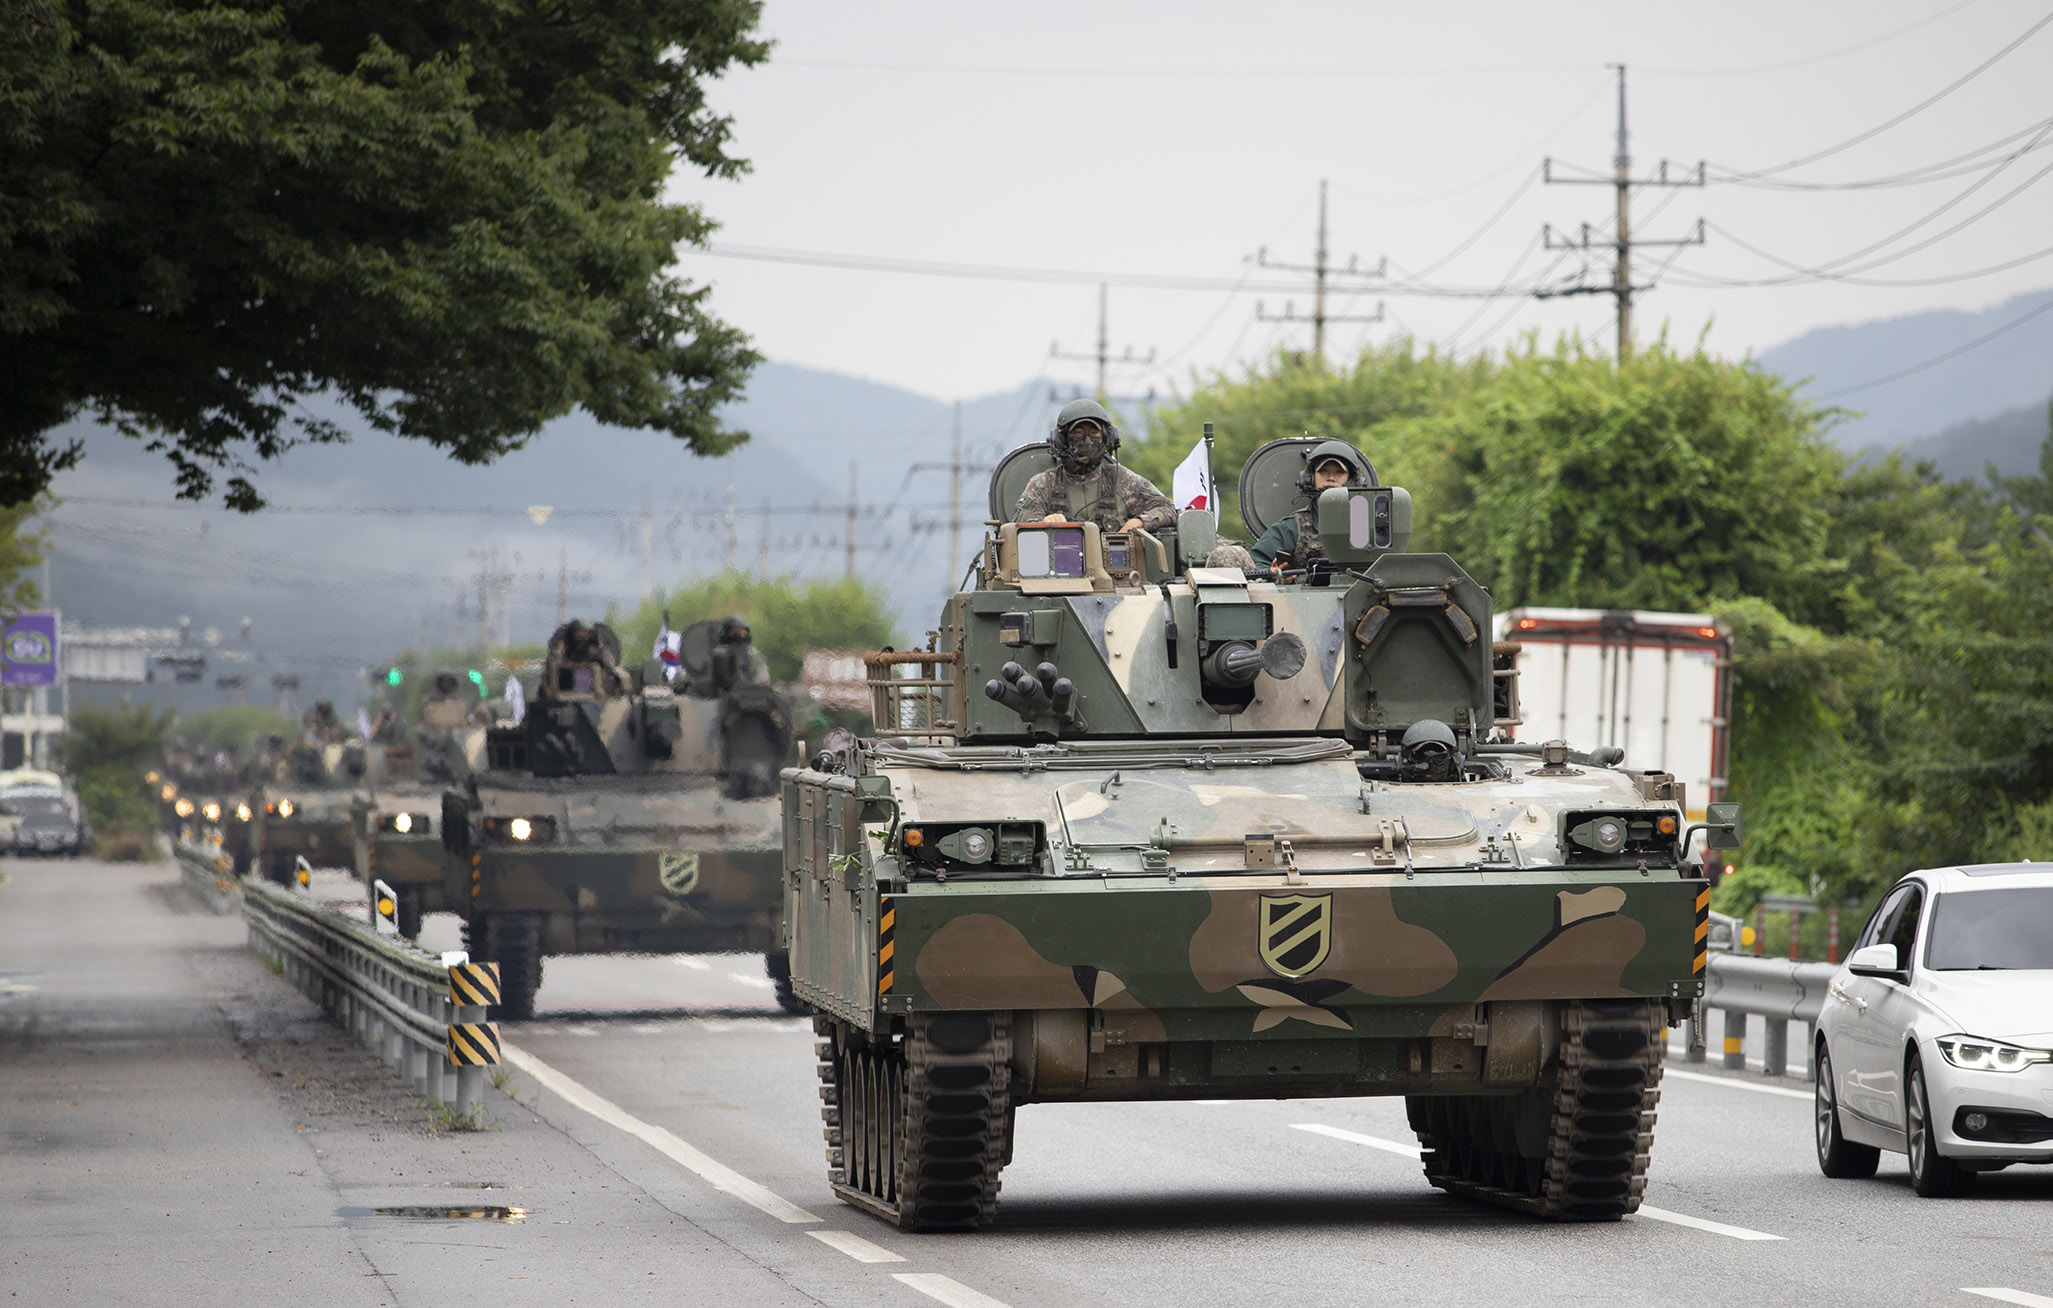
<box><xmin>7</xmin><ymin>856</ymin><xmax>2051</xmax><ymax>1308</ymax></box>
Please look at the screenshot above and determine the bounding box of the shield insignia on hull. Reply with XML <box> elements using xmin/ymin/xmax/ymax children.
<box><xmin>659</xmin><ymin>851</ymin><xmax>701</xmax><ymax>896</ymax></box>
<box><xmin>1258</xmin><ymin>893</ymin><xmax>1332</xmax><ymax>979</ymax></box>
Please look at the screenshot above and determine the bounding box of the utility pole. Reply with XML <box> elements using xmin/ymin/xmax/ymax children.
<box><xmin>1541</xmin><ymin>64</ymin><xmax>1706</xmax><ymax>364</ymax></box>
<box><xmin>555</xmin><ymin>547</ymin><xmax>568</xmax><ymax>627</ymax></box>
<box><xmin>946</xmin><ymin>401</ymin><xmax>963</xmax><ymax>596</ymax></box>
<box><xmin>723</xmin><ymin>481</ymin><xmax>737</xmax><ymax>573</ymax></box>
<box><xmin>636</xmin><ymin>490</ymin><xmax>653</xmax><ymax>602</ymax></box>
<box><xmin>1257</xmin><ymin>179</ymin><xmax>1386</xmax><ymax>363</ymax></box>
<box><xmin>1051</xmin><ymin>283</ymin><xmax>1155</xmax><ymax>403</ymax></box>
<box><xmin>757</xmin><ymin>498</ymin><xmax>772</xmax><ymax>580</ymax></box>
<box><xmin>845</xmin><ymin>463</ymin><xmax>858</xmax><ymax>579</ymax></box>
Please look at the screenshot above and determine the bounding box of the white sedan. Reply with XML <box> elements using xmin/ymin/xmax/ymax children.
<box><xmin>1814</xmin><ymin>863</ymin><xmax>2053</xmax><ymax>1196</ymax></box>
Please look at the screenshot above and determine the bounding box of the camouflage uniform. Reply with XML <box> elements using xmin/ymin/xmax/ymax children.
<box><xmin>1248</xmin><ymin>505</ymin><xmax>1324</xmax><ymax>570</ymax></box>
<box><xmin>1015</xmin><ymin>461</ymin><xmax>1175</xmax><ymax>535</ymax></box>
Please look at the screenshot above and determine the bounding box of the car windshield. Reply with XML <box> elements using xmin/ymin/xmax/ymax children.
<box><xmin>12</xmin><ymin>797</ymin><xmax>68</xmax><ymax>820</ymax></box>
<box><xmin>1925</xmin><ymin>887</ymin><xmax>2053</xmax><ymax>971</ymax></box>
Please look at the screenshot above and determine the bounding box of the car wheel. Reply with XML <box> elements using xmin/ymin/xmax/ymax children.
<box><xmin>1815</xmin><ymin>1044</ymin><xmax>1880</xmax><ymax>1179</ymax></box>
<box><xmin>1906</xmin><ymin>1050</ymin><xmax>1975</xmax><ymax>1197</ymax></box>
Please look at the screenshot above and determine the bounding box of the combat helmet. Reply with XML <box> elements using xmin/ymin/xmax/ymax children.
<box><xmin>1048</xmin><ymin>398</ymin><xmax>1119</xmax><ymax>472</ymax></box>
<box><xmin>1294</xmin><ymin>439</ymin><xmax>1372</xmax><ymax>496</ymax></box>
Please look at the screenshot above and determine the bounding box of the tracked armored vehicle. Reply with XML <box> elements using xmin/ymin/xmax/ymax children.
<box><xmin>441</xmin><ymin>619</ymin><xmax>798</xmax><ymax>1019</ymax></box>
<box><xmin>352</xmin><ymin>671</ymin><xmax>490</xmax><ymax>937</ymax></box>
<box><xmin>783</xmin><ymin>436</ymin><xmax>1739</xmax><ymax>1230</ymax></box>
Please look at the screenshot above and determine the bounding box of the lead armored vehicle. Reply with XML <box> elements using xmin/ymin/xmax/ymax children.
<box><xmin>441</xmin><ymin>619</ymin><xmax>798</xmax><ymax>1018</ymax></box>
<box><xmin>352</xmin><ymin>670</ymin><xmax>491</xmax><ymax>936</ymax></box>
<box><xmin>783</xmin><ymin>436</ymin><xmax>1737</xmax><ymax>1230</ymax></box>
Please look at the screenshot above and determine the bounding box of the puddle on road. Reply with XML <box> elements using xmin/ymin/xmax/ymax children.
<box><xmin>340</xmin><ymin>1205</ymin><xmax>529</xmax><ymax>1222</ymax></box>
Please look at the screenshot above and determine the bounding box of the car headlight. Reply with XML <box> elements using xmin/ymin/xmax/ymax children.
<box><xmin>509</xmin><ymin>817</ymin><xmax>532</xmax><ymax>840</ymax></box>
<box><xmin>393</xmin><ymin>812</ymin><xmax>412</xmax><ymax>834</ymax></box>
<box><xmin>1935</xmin><ymin>1034</ymin><xmax>2053</xmax><ymax>1073</ymax></box>
<box><xmin>379</xmin><ymin>812</ymin><xmax>430</xmax><ymax>836</ymax></box>
<box><xmin>277</xmin><ymin>798</ymin><xmax>296</xmax><ymax>818</ymax></box>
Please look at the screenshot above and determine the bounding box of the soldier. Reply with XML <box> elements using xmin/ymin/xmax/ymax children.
<box><xmin>1249</xmin><ymin>440</ymin><xmax>1372</xmax><ymax>576</ymax></box>
<box><xmin>1015</xmin><ymin>399</ymin><xmax>1175</xmax><ymax>536</ymax></box>
<box><xmin>709</xmin><ymin>614</ymin><xmax>769</xmax><ymax>693</ymax></box>
<box><xmin>302</xmin><ymin>699</ymin><xmax>347</xmax><ymax>745</ymax></box>
<box><xmin>542</xmin><ymin>619</ymin><xmax>631</xmax><ymax>697</ymax></box>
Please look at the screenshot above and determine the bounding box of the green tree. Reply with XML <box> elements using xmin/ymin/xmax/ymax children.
<box><xmin>59</xmin><ymin>702</ymin><xmax>174</xmax><ymax>859</ymax></box>
<box><xmin>176</xmin><ymin>704</ymin><xmax>297</xmax><ymax>756</ymax></box>
<box><xmin>612</xmin><ymin>573</ymin><xmax>898</xmax><ymax>683</ymax></box>
<box><xmin>2</xmin><ymin>0</ymin><xmax>768</xmax><ymax>509</ymax></box>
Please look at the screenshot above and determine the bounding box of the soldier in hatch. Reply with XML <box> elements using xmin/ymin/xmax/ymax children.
<box><xmin>1249</xmin><ymin>440</ymin><xmax>1371</xmax><ymax>576</ymax></box>
<box><xmin>302</xmin><ymin>699</ymin><xmax>348</xmax><ymax>745</ymax></box>
<box><xmin>708</xmin><ymin>615</ymin><xmax>770</xmax><ymax>693</ymax></box>
<box><xmin>541</xmin><ymin>619</ymin><xmax>631</xmax><ymax>697</ymax></box>
<box><xmin>1015</xmin><ymin>399</ymin><xmax>1175</xmax><ymax>535</ymax></box>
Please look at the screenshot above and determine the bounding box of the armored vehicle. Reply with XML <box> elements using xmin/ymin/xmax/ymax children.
<box><xmin>441</xmin><ymin>619</ymin><xmax>798</xmax><ymax>1019</ymax></box>
<box><xmin>352</xmin><ymin>670</ymin><xmax>491</xmax><ymax>936</ymax></box>
<box><xmin>251</xmin><ymin>706</ymin><xmax>368</xmax><ymax>884</ymax></box>
<box><xmin>783</xmin><ymin>435</ymin><xmax>1738</xmax><ymax>1230</ymax></box>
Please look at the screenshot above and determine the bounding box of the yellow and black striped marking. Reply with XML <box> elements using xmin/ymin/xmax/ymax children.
<box><xmin>1693</xmin><ymin>886</ymin><xmax>1711</xmax><ymax>975</ymax></box>
<box><xmin>447</xmin><ymin>1022</ymin><xmax>502</xmax><ymax>1066</ymax></box>
<box><xmin>878</xmin><ymin>895</ymin><xmax>895</xmax><ymax>996</ymax></box>
<box><xmin>448</xmin><ymin>961</ymin><xmax>502</xmax><ymax>1007</ymax></box>
<box><xmin>469</xmin><ymin>849</ymin><xmax>481</xmax><ymax>903</ymax></box>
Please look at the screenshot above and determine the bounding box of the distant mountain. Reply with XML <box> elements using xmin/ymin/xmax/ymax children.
<box><xmin>1894</xmin><ymin>399</ymin><xmax>2051</xmax><ymax>482</ymax></box>
<box><xmin>46</xmin><ymin>361</ymin><xmax>1073</xmax><ymax>716</ymax></box>
<box><xmin>1758</xmin><ymin>286</ymin><xmax>2053</xmax><ymax>454</ymax></box>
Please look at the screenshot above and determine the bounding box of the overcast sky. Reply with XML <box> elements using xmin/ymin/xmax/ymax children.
<box><xmin>670</xmin><ymin>0</ymin><xmax>2053</xmax><ymax>405</ymax></box>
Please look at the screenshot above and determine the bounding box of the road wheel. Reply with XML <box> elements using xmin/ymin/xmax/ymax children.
<box><xmin>1905</xmin><ymin>1051</ymin><xmax>1974</xmax><ymax>1197</ymax></box>
<box><xmin>765</xmin><ymin>951</ymin><xmax>807</xmax><ymax>1014</ymax></box>
<box><xmin>1814</xmin><ymin>1044</ymin><xmax>1879</xmax><ymax>1179</ymax></box>
<box><xmin>465</xmin><ymin>914</ymin><xmax>544</xmax><ymax>1020</ymax></box>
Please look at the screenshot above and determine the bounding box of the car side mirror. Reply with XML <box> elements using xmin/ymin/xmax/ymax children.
<box><xmin>1846</xmin><ymin>942</ymin><xmax>1900</xmax><ymax>977</ymax></box>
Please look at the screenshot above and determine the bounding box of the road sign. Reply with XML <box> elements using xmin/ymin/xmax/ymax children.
<box><xmin>1</xmin><ymin>612</ymin><xmax>59</xmax><ymax>687</ymax></box>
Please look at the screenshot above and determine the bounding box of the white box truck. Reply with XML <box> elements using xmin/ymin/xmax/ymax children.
<box><xmin>1496</xmin><ymin>608</ymin><xmax>1733</xmax><ymax>822</ymax></box>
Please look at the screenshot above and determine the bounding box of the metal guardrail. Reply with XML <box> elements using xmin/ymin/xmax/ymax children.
<box><xmin>1685</xmin><ymin>953</ymin><xmax>1839</xmax><ymax>1080</ymax></box>
<box><xmin>241</xmin><ymin>877</ymin><xmax>499</xmax><ymax>1111</ymax></box>
<box><xmin>173</xmin><ymin>830</ymin><xmax>240</xmax><ymax>914</ymax></box>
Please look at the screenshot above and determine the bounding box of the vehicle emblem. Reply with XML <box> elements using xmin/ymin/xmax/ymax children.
<box><xmin>1258</xmin><ymin>893</ymin><xmax>1332</xmax><ymax>979</ymax></box>
<box><xmin>659</xmin><ymin>851</ymin><xmax>701</xmax><ymax>896</ymax></box>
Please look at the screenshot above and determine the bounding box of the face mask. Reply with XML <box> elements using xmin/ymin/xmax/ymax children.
<box><xmin>1062</xmin><ymin>428</ymin><xmax>1106</xmax><ymax>466</ymax></box>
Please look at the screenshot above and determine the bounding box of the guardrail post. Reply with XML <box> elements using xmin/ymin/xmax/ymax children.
<box><xmin>1762</xmin><ymin>1016</ymin><xmax>1788</xmax><ymax>1078</ymax></box>
<box><xmin>446</xmin><ymin>962</ymin><xmax>503</xmax><ymax>1115</ymax></box>
<box><xmin>1722</xmin><ymin>1006</ymin><xmax>1748</xmax><ymax>1071</ymax></box>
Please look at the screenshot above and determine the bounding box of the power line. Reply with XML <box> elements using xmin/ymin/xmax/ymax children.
<box><xmin>1709</xmin><ymin>113</ymin><xmax>2053</xmax><ymax>191</ymax></box>
<box><xmin>1254</xmin><ymin>180</ymin><xmax>1386</xmax><ymax>360</ymax></box>
<box><xmin>1808</xmin><ymin>293</ymin><xmax>2053</xmax><ymax>402</ymax></box>
<box><xmin>1714</xmin><ymin>9</ymin><xmax>2053</xmax><ymax>181</ymax></box>
<box><xmin>1637</xmin><ymin>1</ymin><xmax>1983</xmax><ymax>77</ymax></box>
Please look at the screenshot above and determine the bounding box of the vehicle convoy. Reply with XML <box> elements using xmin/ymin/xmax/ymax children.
<box><xmin>441</xmin><ymin>618</ymin><xmax>798</xmax><ymax>1019</ymax></box>
<box><xmin>782</xmin><ymin>435</ymin><xmax>1739</xmax><ymax>1230</ymax></box>
<box><xmin>250</xmin><ymin>702</ymin><xmax>368</xmax><ymax>884</ymax></box>
<box><xmin>1814</xmin><ymin>863</ymin><xmax>2053</xmax><ymax>1197</ymax></box>
<box><xmin>352</xmin><ymin>670</ymin><xmax>491</xmax><ymax>937</ymax></box>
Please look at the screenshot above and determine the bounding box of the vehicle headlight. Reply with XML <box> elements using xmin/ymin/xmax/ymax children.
<box><xmin>236</xmin><ymin>803</ymin><xmax>252</xmax><ymax>822</ymax></box>
<box><xmin>509</xmin><ymin>817</ymin><xmax>532</xmax><ymax>841</ymax></box>
<box><xmin>277</xmin><ymin>798</ymin><xmax>296</xmax><ymax>818</ymax></box>
<box><xmin>202</xmin><ymin>802</ymin><xmax>221</xmax><ymax>822</ymax></box>
<box><xmin>959</xmin><ymin>830</ymin><xmax>992</xmax><ymax>861</ymax></box>
<box><xmin>161</xmin><ymin>784</ymin><xmax>177</xmax><ymax>802</ymax></box>
<box><xmin>175</xmin><ymin>798</ymin><xmax>194</xmax><ymax>817</ymax></box>
<box><xmin>392</xmin><ymin>812</ymin><xmax>412</xmax><ymax>834</ymax></box>
<box><xmin>1935</xmin><ymin>1034</ymin><xmax>2053</xmax><ymax>1073</ymax></box>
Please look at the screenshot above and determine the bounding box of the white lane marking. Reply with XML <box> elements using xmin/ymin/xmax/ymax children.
<box><xmin>632</xmin><ymin>1023</ymin><xmax>669</xmax><ymax>1035</ymax></box>
<box><xmin>727</xmin><ymin>971</ymin><xmax>777</xmax><ymax>990</ymax></box>
<box><xmin>893</xmin><ymin>1273</ymin><xmax>1015</xmax><ymax>1308</ymax></box>
<box><xmin>806</xmin><ymin>1229</ymin><xmax>905</xmax><ymax>1263</ymax></box>
<box><xmin>1295</xmin><ymin>1123</ymin><xmax>1786</xmax><ymax>1241</ymax></box>
<box><xmin>501</xmin><ymin>1043</ymin><xmax>819</xmax><ymax>1225</ymax></box>
<box><xmin>1291</xmin><ymin>1123</ymin><xmax>1422</xmax><ymax>1158</ymax></box>
<box><xmin>671</xmin><ymin>956</ymin><xmax>711</xmax><ymax>971</ymax></box>
<box><xmin>1965</xmin><ymin>1291</ymin><xmax>2053</xmax><ymax>1308</ymax></box>
<box><xmin>1635</xmin><ymin>1205</ymin><xmax>1785</xmax><ymax>1241</ymax></box>
<box><xmin>1664</xmin><ymin>1067</ymin><xmax>1814</xmax><ymax>1102</ymax></box>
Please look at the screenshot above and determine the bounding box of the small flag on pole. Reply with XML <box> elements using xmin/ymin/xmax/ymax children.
<box><xmin>653</xmin><ymin>619</ymin><xmax>682</xmax><ymax>683</ymax></box>
<box><xmin>1173</xmin><ymin>438</ymin><xmax>1214</xmax><ymax>520</ymax></box>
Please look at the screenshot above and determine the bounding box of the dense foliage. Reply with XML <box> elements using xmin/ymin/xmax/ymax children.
<box><xmin>60</xmin><ymin>702</ymin><xmax>173</xmax><ymax>859</ymax></box>
<box><xmin>1</xmin><ymin>0</ymin><xmax>767</xmax><ymax>508</ymax></box>
<box><xmin>613</xmin><ymin>573</ymin><xmax>898</xmax><ymax>683</ymax></box>
<box><xmin>1129</xmin><ymin>341</ymin><xmax>2053</xmax><ymax>924</ymax></box>
<box><xmin>174</xmin><ymin>704</ymin><xmax>298</xmax><ymax>755</ymax></box>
